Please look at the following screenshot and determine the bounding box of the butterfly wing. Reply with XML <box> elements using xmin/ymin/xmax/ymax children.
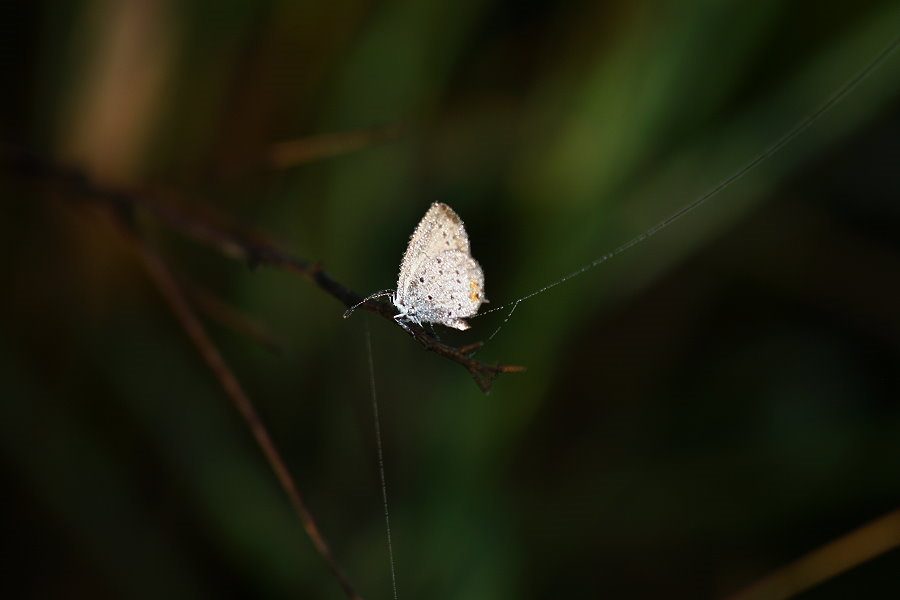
<box><xmin>397</xmin><ymin>203</ymin><xmax>468</xmax><ymax>284</ymax></box>
<box><xmin>398</xmin><ymin>250</ymin><xmax>485</xmax><ymax>329</ymax></box>
<box><xmin>394</xmin><ymin>203</ymin><xmax>485</xmax><ymax>329</ymax></box>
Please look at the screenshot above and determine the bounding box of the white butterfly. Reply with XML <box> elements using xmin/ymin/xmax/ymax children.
<box><xmin>346</xmin><ymin>202</ymin><xmax>486</xmax><ymax>332</ymax></box>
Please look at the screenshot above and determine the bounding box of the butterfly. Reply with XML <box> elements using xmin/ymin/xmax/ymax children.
<box><xmin>345</xmin><ymin>202</ymin><xmax>486</xmax><ymax>332</ymax></box>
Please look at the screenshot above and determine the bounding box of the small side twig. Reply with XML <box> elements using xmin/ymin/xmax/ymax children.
<box><xmin>268</xmin><ymin>124</ymin><xmax>402</xmax><ymax>168</ymax></box>
<box><xmin>118</xmin><ymin>217</ymin><xmax>363</xmax><ymax>600</ymax></box>
<box><xmin>399</xmin><ymin>320</ymin><xmax>525</xmax><ymax>392</ymax></box>
<box><xmin>184</xmin><ymin>276</ymin><xmax>285</xmax><ymax>353</ymax></box>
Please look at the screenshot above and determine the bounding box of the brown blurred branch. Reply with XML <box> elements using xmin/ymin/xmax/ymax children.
<box><xmin>117</xmin><ymin>216</ymin><xmax>364</xmax><ymax>600</ymax></box>
<box><xmin>1</xmin><ymin>143</ymin><xmax>522</xmax><ymax>390</ymax></box>
<box><xmin>724</xmin><ymin>508</ymin><xmax>900</xmax><ymax>600</ymax></box>
<box><xmin>183</xmin><ymin>275</ymin><xmax>285</xmax><ymax>353</ymax></box>
<box><xmin>268</xmin><ymin>124</ymin><xmax>402</xmax><ymax>168</ymax></box>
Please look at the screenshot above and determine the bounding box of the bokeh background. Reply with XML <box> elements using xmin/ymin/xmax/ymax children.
<box><xmin>2</xmin><ymin>1</ymin><xmax>899</xmax><ymax>598</ymax></box>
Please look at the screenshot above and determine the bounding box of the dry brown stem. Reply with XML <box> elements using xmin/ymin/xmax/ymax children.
<box><xmin>724</xmin><ymin>508</ymin><xmax>900</xmax><ymax>600</ymax></box>
<box><xmin>2</xmin><ymin>144</ymin><xmax>523</xmax><ymax>391</ymax></box>
<box><xmin>118</xmin><ymin>217</ymin><xmax>364</xmax><ymax>600</ymax></box>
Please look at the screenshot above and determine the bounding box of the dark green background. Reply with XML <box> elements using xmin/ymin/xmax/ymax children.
<box><xmin>2</xmin><ymin>1</ymin><xmax>899</xmax><ymax>598</ymax></box>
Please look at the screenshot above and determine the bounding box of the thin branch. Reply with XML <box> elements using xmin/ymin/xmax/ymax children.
<box><xmin>268</xmin><ymin>124</ymin><xmax>402</xmax><ymax>168</ymax></box>
<box><xmin>184</xmin><ymin>275</ymin><xmax>285</xmax><ymax>353</ymax></box>
<box><xmin>1</xmin><ymin>144</ymin><xmax>524</xmax><ymax>391</ymax></box>
<box><xmin>116</xmin><ymin>214</ymin><xmax>364</xmax><ymax>600</ymax></box>
<box><xmin>724</xmin><ymin>508</ymin><xmax>900</xmax><ymax>600</ymax></box>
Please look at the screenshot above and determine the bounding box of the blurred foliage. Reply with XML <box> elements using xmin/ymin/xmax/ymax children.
<box><xmin>1</xmin><ymin>0</ymin><xmax>899</xmax><ymax>598</ymax></box>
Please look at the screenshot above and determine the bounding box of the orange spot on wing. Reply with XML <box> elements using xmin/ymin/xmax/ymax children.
<box><xmin>469</xmin><ymin>281</ymin><xmax>480</xmax><ymax>302</ymax></box>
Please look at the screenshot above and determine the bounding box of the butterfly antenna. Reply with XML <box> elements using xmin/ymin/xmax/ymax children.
<box><xmin>343</xmin><ymin>290</ymin><xmax>395</xmax><ymax>319</ymax></box>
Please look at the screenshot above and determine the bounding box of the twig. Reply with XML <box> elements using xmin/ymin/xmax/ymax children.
<box><xmin>724</xmin><ymin>508</ymin><xmax>900</xmax><ymax>600</ymax></box>
<box><xmin>115</xmin><ymin>214</ymin><xmax>364</xmax><ymax>600</ymax></box>
<box><xmin>268</xmin><ymin>124</ymin><xmax>402</xmax><ymax>168</ymax></box>
<box><xmin>1</xmin><ymin>144</ymin><xmax>524</xmax><ymax>391</ymax></box>
<box><xmin>184</xmin><ymin>275</ymin><xmax>285</xmax><ymax>353</ymax></box>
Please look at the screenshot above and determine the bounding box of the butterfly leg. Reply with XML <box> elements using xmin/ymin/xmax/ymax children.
<box><xmin>393</xmin><ymin>314</ymin><xmax>415</xmax><ymax>336</ymax></box>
